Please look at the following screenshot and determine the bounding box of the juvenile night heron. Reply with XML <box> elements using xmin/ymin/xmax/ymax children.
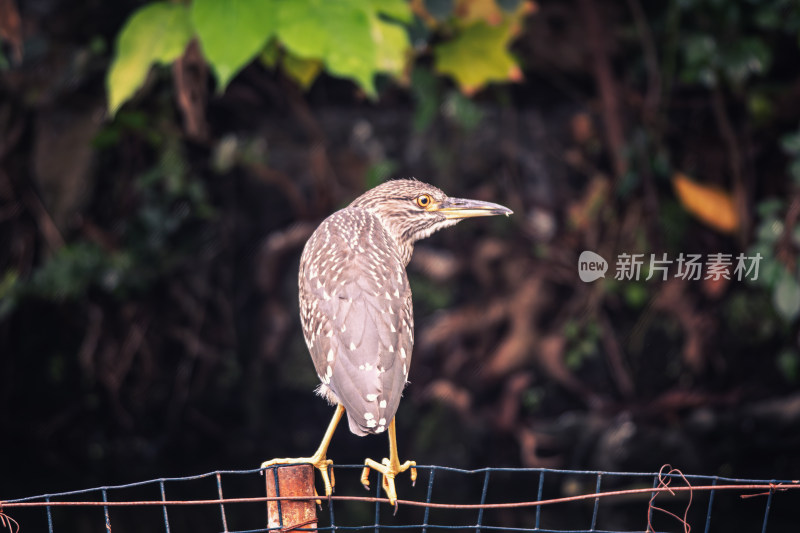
<box><xmin>263</xmin><ymin>179</ymin><xmax>512</xmax><ymax>505</ymax></box>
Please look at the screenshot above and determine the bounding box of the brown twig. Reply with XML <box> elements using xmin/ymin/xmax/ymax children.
<box><xmin>172</xmin><ymin>39</ymin><xmax>209</xmax><ymax>142</ymax></box>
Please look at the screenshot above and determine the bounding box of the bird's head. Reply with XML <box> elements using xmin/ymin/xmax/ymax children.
<box><xmin>349</xmin><ymin>179</ymin><xmax>512</xmax><ymax>249</ymax></box>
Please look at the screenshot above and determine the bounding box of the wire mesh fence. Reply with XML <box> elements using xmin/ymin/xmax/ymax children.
<box><xmin>2</xmin><ymin>465</ymin><xmax>799</xmax><ymax>533</ymax></box>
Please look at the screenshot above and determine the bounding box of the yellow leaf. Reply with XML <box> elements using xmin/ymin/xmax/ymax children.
<box><xmin>371</xmin><ymin>15</ymin><xmax>410</xmax><ymax>75</ymax></box>
<box><xmin>282</xmin><ymin>53</ymin><xmax>323</xmax><ymax>90</ymax></box>
<box><xmin>672</xmin><ymin>172</ymin><xmax>739</xmax><ymax>233</ymax></box>
<box><xmin>456</xmin><ymin>0</ymin><xmax>536</xmax><ymax>26</ymax></box>
<box><xmin>434</xmin><ymin>20</ymin><xmax>522</xmax><ymax>95</ymax></box>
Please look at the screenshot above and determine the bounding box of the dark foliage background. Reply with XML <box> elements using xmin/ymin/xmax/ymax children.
<box><xmin>1</xmin><ymin>0</ymin><xmax>800</xmax><ymax>530</ymax></box>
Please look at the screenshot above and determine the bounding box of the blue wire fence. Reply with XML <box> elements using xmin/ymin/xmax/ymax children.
<box><xmin>2</xmin><ymin>465</ymin><xmax>798</xmax><ymax>533</ymax></box>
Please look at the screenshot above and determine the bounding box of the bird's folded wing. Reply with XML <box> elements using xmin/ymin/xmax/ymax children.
<box><xmin>299</xmin><ymin>208</ymin><xmax>413</xmax><ymax>436</ymax></box>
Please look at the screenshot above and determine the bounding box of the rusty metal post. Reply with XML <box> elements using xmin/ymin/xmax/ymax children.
<box><xmin>265</xmin><ymin>464</ymin><xmax>318</xmax><ymax>532</ymax></box>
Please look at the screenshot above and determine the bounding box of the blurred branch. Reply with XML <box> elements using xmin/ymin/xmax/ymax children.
<box><xmin>651</xmin><ymin>279</ymin><xmax>714</xmax><ymax>374</ymax></box>
<box><xmin>78</xmin><ymin>304</ymin><xmax>104</xmax><ymax>379</ymax></box>
<box><xmin>578</xmin><ymin>0</ymin><xmax>627</xmax><ymax>178</ymax></box>
<box><xmin>537</xmin><ymin>333</ymin><xmax>599</xmax><ymax>406</ymax></box>
<box><xmin>23</xmin><ymin>185</ymin><xmax>65</xmax><ymax>251</ymax></box>
<box><xmin>247</xmin><ymin>163</ymin><xmax>309</xmax><ymax>219</ymax></box>
<box><xmin>2</xmin><ymin>111</ymin><xmax>65</xmax><ymax>251</ymax></box>
<box><xmin>256</xmin><ymin>222</ymin><xmax>315</xmax><ymax>292</ymax></box>
<box><xmin>483</xmin><ymin>276</ymin><xmax>544</xmax><ymax>379</ymax></box>
<box><xmin>421</xmin><ymin>297</ymin><xmax>508</xmax><ymax>348</ymax></box>
<box><xmin>172</xmin><ymin>40</ymin><xmax>209</xmax><ymax>142</ymax></box>
<box><xmin>0</xmin><ymin>103</ymin><xmax>24</xmax><ymax>161</ymax></box>
<box><xmin>517</xmin><ymin>426</ymin><xmax>561</xmax><ymax>468</ymax></box>
<box><xmin>599</xmin><ymin>311</ymin><xmax>635</xmax><ymax>399</ymax></box>
<box><xmin>496</xmin><ymin>372</ymin><xmax>533</xmax><ymax>432</ymax></box>
<box><xmin>625</xmin><ymin>0</ymin><xmax>663</xmax><ymax>245</ymax></box>
<box><xmin>281</xmin><ymin>78</ymin><xmax>342</xmax><ymax>213</ymax></box>
<box><xmin>710</xmin><ymin>86</ymin><xmax>748</xmax><ymax>243</ymax></box>
<box><xmin>0</xmin><ymin>0</ymin><xmax>22</xmax><ymax>64</ymax></box>
<box><xmin>625</xmin><ymin>0</ymin><xmax>661</xmax><ymax>125</ymax></box>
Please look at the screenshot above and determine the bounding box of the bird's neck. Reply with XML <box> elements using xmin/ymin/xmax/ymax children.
<box><xmin>384</xmin><ymin>225</ymin><xmax>415</xmax><ymax>267</ymax></box>
<box><xmin>397</xmin><ymin>240</ymin><xmax>414</xmax><ymax>267</ymax></box>
<box><xmin>370</xmin><ymin>211</ymin><xmax>415</xmax><ymax>266</ymax></box>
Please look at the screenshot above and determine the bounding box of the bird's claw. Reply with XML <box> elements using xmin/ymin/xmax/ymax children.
<box><xmin>314</xmin><ymin>458</ymin><xmax>335</xmax><ymax>497</ymax></box>
<box><xmin>360</xmin><ymin>457</ymin><xmax>417</xmax><ymax>507</ymax></box>
<box><xmin>261</xmin><ymin>455</ymin><xmax>335</xmax><ymax>505</ymax></box>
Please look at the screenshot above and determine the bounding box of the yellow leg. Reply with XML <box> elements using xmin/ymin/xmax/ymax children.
<box><xmin>360</xmin><ymin>418</ymin><xmax>417</xmax><ymax>506</ymax></box>
<box><xmin>262</xmin><ymin>404</ymin><xmax>345</xmax><ymax>497</ymax></box>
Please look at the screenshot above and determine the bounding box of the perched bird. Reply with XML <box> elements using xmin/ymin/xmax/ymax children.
<box><xmin>263</xmin><ymin>179</ymin><xmax>512</xmax><ymax>505</ymax></box>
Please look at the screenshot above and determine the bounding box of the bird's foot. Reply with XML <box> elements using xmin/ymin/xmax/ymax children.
<box><xmin>361</xmin><ymin>456</ymin><xmax>417</xmax><ymax>508</ymax></box>
<box><xmin>261</xmin><ymin>453</ymin><xmax>335</xmax><ymax>502</ymax></box>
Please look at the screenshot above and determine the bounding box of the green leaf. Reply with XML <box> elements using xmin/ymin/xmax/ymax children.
<box><xmin>30</xmin><ymin>242</ymin><xmax>109</xmax><ymax>300</ymax></box>
<box><xmin>0</xmin><ymin>269</ymin><xmax>19</xmax><ymax>299</ymax></box>
<box><xmin>275</xmin><ymin>0</ymin><xmax>410</xmax><ymax>96</ymax></box>
<box><xmin>755</xmin><ymin>6</ymin><xmax>782</xmax><ymax>30</ymax></box>
<box><xmin>371</xmin><ymin>17</ymin><xmax>410</xmax><ymax>75</ymax></box>
<box><xmin>680</xmin><ymin>34</ymin><xmax>718</xmax><ymax>87</ymax></box>
<box><xmin>277</xmin><ymin>0</ymin><xmax>374</xmax><ymax>94</ymax></box>
<box><xmin>720</xmin><ymin>37</ymin><xmax>771</xmax><ymax>86</ymax></box>
<box><xmin>191</xmin><ymin>0</ymin><xmax>277</xmax><ymax>90</ymax></box>
<box><xmin>683</xmin><ymin>34</ymin><xmax>717</xmax><ymax>68</ymax></box>
<box><xmin>747</xmin><ymin>92</ymin><xmax>773</xmax><ymax>123</ymax></box>
<box><xmin>757</xmin><ymin>252</ymin><xmax>784</xmax><ymax>286</ymax></box>
<box><xmin>755</xmin><ymin>218</ymin><xmax>784</xmax><ymax>244</ymax></box>
<box><xmin>434</xmin><ymin>21</ymin><xmax>521</xmax><ymax>95</ymax></box>
<box><xmin>623</xmin><ymin>282</ymin><xmax>649</xmax><ymax>309</ymax></box>
<box><xmin>107</xmin><ymin>3</ymin><xmax>193</xmax><ymax>115</ymax></box>
<box><xmin>773</xmin><ymin>270</ymin><xmax>800</xmax><ymax>322</ymax></box>
<box><xmin>259</xmin><ymin>39</ymin><xmax>281</xmax><ymax>68</ymax></box>
<box><xmin>756</xmin><ymin>198</ymin><xmax>784</xmax><ymax>218</ymax></box>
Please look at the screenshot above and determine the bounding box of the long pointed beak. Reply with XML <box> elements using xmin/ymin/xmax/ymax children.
<box><xmin>436</xmin><ymin>197</ymin><xmax>513</xmax><ymax>219</ymax></box>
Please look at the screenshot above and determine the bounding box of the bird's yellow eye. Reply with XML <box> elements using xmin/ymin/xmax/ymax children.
<box><xmin>416</xmin><ymin>194</ymin><xmax>432</xmax><ymax>208</ymax></box>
